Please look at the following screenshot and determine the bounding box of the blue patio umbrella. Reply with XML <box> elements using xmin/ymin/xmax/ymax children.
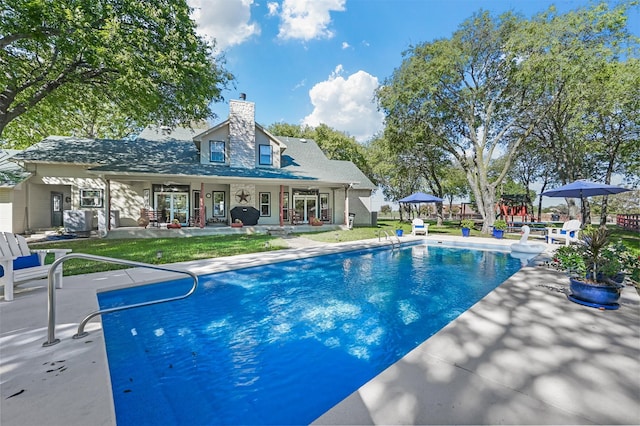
<box><xmin>541</xmin><ymin>179</ymin><xmax>631</xmax><ymax>223</ymax></box>
<box><xmin>541</xmin><ymin>179</ymin><xmax>631</xmax><ymax>198</ymax></box>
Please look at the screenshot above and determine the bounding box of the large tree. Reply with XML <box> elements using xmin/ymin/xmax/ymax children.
<box><xmin>377</xmin><ymin>3</ymin><xmax>636</xmax><ymax>233</ymax></box>
<box><xmin>585</xmin><ymin>59</ymin><xmax>640</xmax><ymax>225</ymax></box>
<box><xmin>0</xmin><ymin>0</ymin><xmax>232</xmax><ymax>143</ymax></box>
<box><xmin>378</xmin><ymin>11</ymin><xmax>548</xmax><ymax>233</ymax></box>
<box><xmin>536</xmin><ymin>58</ymin><xmax>640</xmax><ymax>225</ymax></box>
<box><xmin>515</xmin><ymin>3</ymin><xmax>638</xmax><ymax>225</ymax></box>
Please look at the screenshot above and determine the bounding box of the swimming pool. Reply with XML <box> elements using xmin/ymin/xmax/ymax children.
<box><xmin>99</xmin><ymin>243</ymin><xmax>523</xmax><ymax>425</ymax></box>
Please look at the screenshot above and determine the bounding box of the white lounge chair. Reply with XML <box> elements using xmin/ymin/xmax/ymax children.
<box><xmin>411</xmin><ymin>218</ymin><xmax>428</xmax><ymax>236</ymax></box>
<box><xmin>546</xmin><ymin>220</ymin><xmax>582</xmax><ymax>246</ymax></box>
<box><xmin>0</xmin><ymin>232</ymin><xmax>71</xmax><ymax>301</ymax></box>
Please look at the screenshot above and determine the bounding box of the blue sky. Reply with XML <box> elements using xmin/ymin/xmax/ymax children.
<box><xmin>189</xmin><ymin>0</ymin><xmax>638</xmax><ymax>144</ymax></box>
<box><xmin>188</xmin><ymin>0</ymin><xmax>637</xmax><ymax>209</ymax></box>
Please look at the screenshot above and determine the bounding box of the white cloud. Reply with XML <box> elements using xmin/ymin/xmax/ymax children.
<box><xmin>267</xmin><ymin>2</ymin><xmax>279</xmax><ymax>16</ymax></box>
<box><xmin>341</xmin><ymin>41</ymin><xmax>350</xmax><ymax>49</ymax></box>
<box><xmin>277</xmin><ymin>0</ymin><xmax>346</xmax><ymax>41</ymax></box>
<box><xmin>188</xmin><ymin>0</ymin><xmax>260</xmax><ymax>51</ymax></box>
<box><xmin>292</xmin><ymin>79</ymin><xmax>307</xmax><ymax>90</ymax></box>
<box><xmin>303</xmin><ymin>66</ymin><xmax>384</xmax><ymax>142</ymax></box>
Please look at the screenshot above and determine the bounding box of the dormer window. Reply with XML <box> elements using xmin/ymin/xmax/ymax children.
<box><xmin>259</xmin><ymin>145</ymin><xmax>272</xmax><ymax>165</ymax></box>
<box><xmin>210</xmin><ymin>140</ymin><xmax>225</xmax><ymax>163</ymax></box>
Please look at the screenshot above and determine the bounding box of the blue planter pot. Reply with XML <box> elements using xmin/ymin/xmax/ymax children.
<box><xmin>493</xmin><ymin>229</ymin><xmax>504</xmax><ymax>239</ymax></box>
<box><xmin>461</xmin><ymin>227</ymin><xmax>470</xmax><ymax>237</ymax></box>
<box><xmin>568</xmin><ymin>278</ymin><xmax>622</xmax><ymax>310</ymax></box>
<box><xmin>396</xmin><ymin>229</ymin><xmax>403</xmax><ymax>237</ymax></box>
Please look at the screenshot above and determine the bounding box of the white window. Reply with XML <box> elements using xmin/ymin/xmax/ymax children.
<box><xmin>80</xmin><ymin>189</ymin><xmax>103</xmax><ymax>207</ymax></box>
<box><xmin>210</xmin><ymin>140</ymin><xmax>225</xmax><ymax>163</ymax></box>
<box><xmin>259</xmin><ymin>192</ymin><xmax>270</xmax><ymax>216</ymax></box>
<box><xmin>259</xmin><ymin>145</ymin><xmax>272</xmax><ymax>165</ymax></box>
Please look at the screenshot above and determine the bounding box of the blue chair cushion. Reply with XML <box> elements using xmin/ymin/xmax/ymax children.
<box><xmin>0</xmin><ymin>253</ymin><xmax>41</xmax><ymax>277</ymax></box>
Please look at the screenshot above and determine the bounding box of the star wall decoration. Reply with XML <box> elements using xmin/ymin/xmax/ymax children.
<box><xmin>235</xmin><ymin>190</ymin><xmax>250</xmax><ymax>203</ymax></box>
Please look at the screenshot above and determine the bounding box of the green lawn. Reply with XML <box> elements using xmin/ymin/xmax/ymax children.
<box><xmin>31</xmin><ymin>234</ymin><xmax>287</xmax><ymax>277</ymax></box>
<box><xmin>30</xmin><ymin>219</ymin><xmax>638</xmax><ymax>277</ymax></box>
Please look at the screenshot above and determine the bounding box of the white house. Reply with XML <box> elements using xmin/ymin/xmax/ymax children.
<box><xmin>1</xmin><ymin>98</ymin><xmax>376</xmax><ymax>235</ymax></box>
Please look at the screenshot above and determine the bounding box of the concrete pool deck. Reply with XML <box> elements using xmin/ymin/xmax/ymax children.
<box><xmin>1</xmin><ymin>235</ymin><xmax>639</xmax><ymax>425</ymax></box>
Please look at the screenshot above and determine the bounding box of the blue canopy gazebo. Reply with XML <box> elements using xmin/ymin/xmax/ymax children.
<box><xmin>399</xmin><ymin>192</ymin><xmax>443</xmax><ymax>219</ymax></box>
<box><xmin>399</xmin><ymin>192</ymin><xmax>444</xmax><ymax>204</ymax></box>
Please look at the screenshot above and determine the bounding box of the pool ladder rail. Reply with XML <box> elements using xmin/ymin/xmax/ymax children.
<box><xmin>377</xmin><ymin>230</ymin><xmax>401</xmax><ymax>249</ymax></box>
<box><xmin>42</xmin><ymin>253</ymin><xmax>199</xmax><ymax>347</ymax></box>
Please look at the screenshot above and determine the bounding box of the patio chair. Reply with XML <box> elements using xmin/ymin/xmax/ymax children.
<box><xmin>411</xmin><ymin>218</ymin><xmax>428</xmax><ymax>236</ymax></box>
<box><xmin>0</xmin><ymin>232</ymin><xmax>71</xmax><ymax>301</ymax></box>
<box><xmin>546</xmin><ymin>219</ymin><xmax>582</xmax><ymax>246</ymax></box>
<box><xmin>146</xmin><ymin>209</ymin><xmax>160</xmax><ymax>227</ymax></box>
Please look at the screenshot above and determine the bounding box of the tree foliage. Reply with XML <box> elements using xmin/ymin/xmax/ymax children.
<box><xmin>378</xmin><ymin>10</ymin><xmax>548</xmax><ymax>232</ymax></box>
<box><xmin>0</xmin><ymin>0</ymin><xmax>233</xmax><ymax>145</ymax></box>
<box><xmin>377</xmin><ymin>3</ymin><xmax>638</xmax><ymax>232</ymax></box>
<box><xmin>514</xmin><ymin>2</ymin><xmax>639</xmax><ymax>225</ymax></box>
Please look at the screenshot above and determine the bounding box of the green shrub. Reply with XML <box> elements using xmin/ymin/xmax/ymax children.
<box><xmin>461</xmin><ymin>219</ymin><xmax>475</xmax><ymax>229</ymax></box>
<box><xmin>493</xmin><ymin>219</ymin><xmax>507</xmax><ymax>231</ymax></box>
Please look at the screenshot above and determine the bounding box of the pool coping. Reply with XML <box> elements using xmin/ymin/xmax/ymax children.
<box><xmin>1</xmin><ymin>235</ymin><xmax>639</xmax><ymax>425</ymax></box>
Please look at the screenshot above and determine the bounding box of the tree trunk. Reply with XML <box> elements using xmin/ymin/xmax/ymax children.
<box><xmin>466</xmin><ymin>172</ymin><xmax>497</xmax><ymax>233</ymax></box>
<box><xmin>537</xmin><ymin>180</ymin><xmax>548</xmax><ymax>222</ymax></box>
<box><xmin>582</xmin><ymin>198</ymin><xmax>591</xmax><ymax>225</ymax></box>
<box><xmin>600</xmin><ymin>195</ymin><xmax>609</xmax><ymax>227</ymax></box>
<box><xmin>566</xmin><ymin>199</ymin><xmax>580</xmax><ymax>220</ymax></box>
<box><xmin>436</xmin><ymin>202</ymin><xmax>443</xmax><ymax>226</ymax></box>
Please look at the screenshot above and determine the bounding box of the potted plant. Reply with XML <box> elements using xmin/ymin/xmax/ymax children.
<box><xmin>553</xmin><ymin>226</ymin><xmax>639</xmax><ymax>309</ymax></box>
<box><xmin>492</xmin><ymin>219</ymin><xmax>507</xmax><ymax>239</ymax></box>
<box><xmin>231</xmin><ymin>219</ymin><xmax>243</xmax><ymax>228</ymax></box>
<box><xmin>460</xmin><ymin>219</ymin><xmax>475</xmax><ymax>237</ymax></box>
<box><xmin>167</xmin><ymin>219</ymin><xmax>182</xmax><ymax>229</ymax></box>
<box><xmin>310</xmin><ymin>217</ymin><xmax>323</xmax><ymax>226</ymax></box>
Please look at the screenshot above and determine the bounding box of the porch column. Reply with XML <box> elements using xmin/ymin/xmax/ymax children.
<box><xmin>344</xmin><ymin>185</ymin><xmax>349</xmax><ymax>225</ymax></box>
<box><xmin>106</xmin><ymin>179</ymin><xmax>111</xmax><ymax>231</ymax></box>
<box><xmin>200</xmin><ymin>182</ymin><xmax>205</xmax><ymax>228</ymax></box>
<box><xmin>97</xmin><ymin>177</ymin><xmax>110</xmax><ymax>237</ymax></box>
<box><xmin>279</xmin><ymin>185</ymin><xmax>284</xmax><ymax>227</ymax></box>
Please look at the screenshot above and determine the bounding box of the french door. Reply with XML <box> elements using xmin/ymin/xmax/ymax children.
<box><xmin>155</xmin><ymin>192</ymin><xmax>188</xmax><ymax>225</ymax></box>
<box><xmin>293</xmin><ymin>194</ymin><xmax>317</xmax><ymax>224</ymax></box>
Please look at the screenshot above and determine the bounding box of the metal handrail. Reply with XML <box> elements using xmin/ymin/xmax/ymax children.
<box><xmin>376</xmin><ymin>229</ymin><xmax>389</xmax><ymax>242</ymax></box>
<box><xmin>376</xmin><ymin>230</ymin><xmax>400</xmax><ymax>249</ymax></box>
<box><xmin>43</xmin><ymin>253</ymin><xmax>198</xmax><ymax>347</ymax></box>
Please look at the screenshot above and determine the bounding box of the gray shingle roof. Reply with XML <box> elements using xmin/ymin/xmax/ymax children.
<box><xmin>0</xmin><ymin>150</ymin><xmax>31</xmax><ymax>187</ymax></box>
<box><xmin>278</xmin><ymin>137</ymin><xmax>376</xmax><ymax>189</ymax></box>
<box><xmin>10</xmin><ymin>132</ymin><xmax>375</xmax><ymax>189</ymax></box>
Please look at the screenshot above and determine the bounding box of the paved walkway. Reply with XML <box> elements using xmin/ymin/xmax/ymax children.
<box><xmin>1</xmin><ymin>235</ymin><xmax>639</xmax><ymax>425</ymax></box>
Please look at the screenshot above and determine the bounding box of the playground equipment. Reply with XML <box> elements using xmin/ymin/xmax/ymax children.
<box><xmin>497</xmin><ymin>194</ymin><xmax>533</xmax><ymax>222</ymax></box>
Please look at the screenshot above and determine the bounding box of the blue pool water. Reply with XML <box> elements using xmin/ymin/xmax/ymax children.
<box><xmin>99</xmin><ymin>243</ymin><xmax>522</xmax><ymax>425</ymax></box>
